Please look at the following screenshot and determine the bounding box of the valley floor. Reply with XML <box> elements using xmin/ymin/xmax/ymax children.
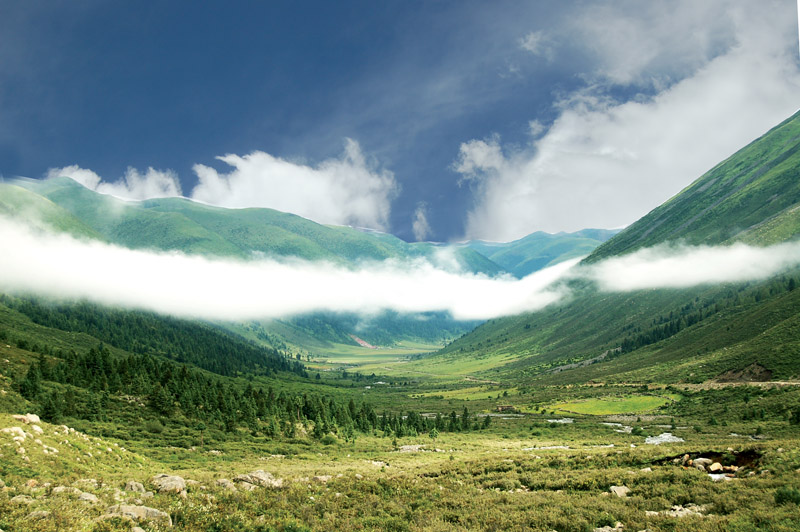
<box><xmin>2</xmin><ymin>407</ymin><xmax>800</xmax><ymax>532</ymax></box>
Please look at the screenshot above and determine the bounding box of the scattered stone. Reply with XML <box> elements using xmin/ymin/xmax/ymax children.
<box><xmin>313</xmin><ymin>475</ymin><xmax>332</xmax><ymax>483</ymax></box>
<box><xmin>593</xmin><ymin>523</ymin><xmax>623</xmax><ymax>532</ymax></box>
<box><xmin>233</xmin><ymin>470</ymin><xmax>283</xmax><ymax>488</ymax></box>
<box><xmin>125</xmin><ymin>481</ymin><xmax>146</xmax><ymax>493</ymax></box>
<box><xmin>31</xmin><ymin>425</ymin><xmax>43</xmax><ymax>435</ymax></box>
<box><xmin>708</xmin><ymin>462</ymin><xmax>723</xmax><ymax>473</ymax></box>
<box><xmin>16</xmin><ymin>447</ymin><xmax>25</xmax><ymax>455</ymax></box>
<box><xmin>694</xmin><ymin>458</ymin><xmax>713</xmax><ymax>467</ymax></box>
<box><xmin>640</xmin><ymin>467</ymin><xmax>652</xmax><ymax>473</ymax></box>
<box><xmin>52</xmin><ymin>486</ymin><xmax>82</xmax><ymax>496</ymax></box>
<box><xmin>151</xmin><ymin>474</ymin><xmax>186</xmax><ymax>494</ymax></box>
<box><xmin>26</xmin><ymin>479</ymin><xmax>38</xmax><ymax>488</ymax></box>
<box><xmin>106</xmin><ymin>504</ymin><xmax>172</xmax><ymax>527</ymax></box>
<box><xmin>609</xmin><ymin>485</ymin><xmax>631</xmax><ymax>498</ymax></box>
<box><xmin>27</xmin><ymin>510</ymin><xmax>50</xmax><ymax>520</ymax></box>
<box><xmin>216</xmin><ymin>479</ymin><xmax>237</xmax><ymax>491</ymax></box>
<box><xmin>354</xmin><ymin>474</ymin><xmax>363</xmax><ymax>480</ymax></box>
<box><xmin>132</xmin><ymin>528</ymin><xmax>147</xmax><ymax>532</ymax></box>
<box><xmin>12</xmin><ymin>413</ymin><xmax>40</xmax><ymax>424</ymax></box>
<box><xmin>11</xmin><ymin>495</ymin><xmax>34</xmax><ymax>504</ymax></box>
<box><xmin>76</xmin><ymin>479</ymin><xmax>99</xmax><ymax>489</ymax></box>
<box><xmin>79</xmin><ymin>492</ymin><xmax>100</xmax><ymax>504</ymax></box>
<box><xmin>660</xmin><ymin>504</ymin><xmax>709</xmax><ymax>518</ymax></box>
<box><xmin>0</xmin><ymin>478</ymin><xmax>4</xmax><ymax>488</ymax></box>
<box><xmin>208</xmin><ymin>450</ymin><xmax>222</xmax><ymax>455</ymax></box>
<box><xmin>1</xmin><ymin>427</ymin><xmax>26</xmax><ymax>439</ymax></box>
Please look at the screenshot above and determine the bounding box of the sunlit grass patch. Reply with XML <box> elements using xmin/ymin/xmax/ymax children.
<box><xmin>552</xmin><ymin>394</ymin><xmax>679</xmax><ymax>415</ymax></box>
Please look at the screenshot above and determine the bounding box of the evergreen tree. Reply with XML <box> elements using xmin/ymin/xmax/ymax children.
<box><xmin>19</xmin><ymin>364</ymin><xmax>42</xmax><ymax>400</ymax></box>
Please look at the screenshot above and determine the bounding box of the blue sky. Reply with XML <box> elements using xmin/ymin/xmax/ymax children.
<box><xmin>2</xmin><ymin>0</ymin><xmax>799</xmax><ymax>242</ymax></box>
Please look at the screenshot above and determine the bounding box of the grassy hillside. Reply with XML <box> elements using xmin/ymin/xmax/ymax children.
<box><xmin>468</xmin><ymin>229</ymin><xmax>618</xmax><ymax>277</ymax></box>
<box><xmin>416</xmin><ymin>110</ymin><xmax>800</xmax><ymax>386</ymax></box>
<box><xmin>587</xmin><ymin>109</ymin><xmax>800</xmax><ymax>262</ymax></box>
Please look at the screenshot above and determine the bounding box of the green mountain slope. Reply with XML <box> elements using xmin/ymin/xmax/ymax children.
<box><xmin>467</xmin><ymin>229</ymin><xmax>618</xmax><ymax>277</ymax></box>
<box><xmin>419</xmin><ymin>110</ymin><xmax>800</xmax><ymax>384</ymax></box>
<box><xmin>587</xmin><ymin>109</ymin><xmax>800</xmax><ymax>262</ymax></box>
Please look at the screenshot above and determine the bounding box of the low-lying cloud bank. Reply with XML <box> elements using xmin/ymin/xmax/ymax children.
<box><xmin>2</xmin><ymin>217</ymin><xmax>800</xmax><ymax>322</ymax></box>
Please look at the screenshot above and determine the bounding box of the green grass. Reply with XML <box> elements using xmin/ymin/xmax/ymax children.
<box><xmin>552</xmin><ymin>394</ymin><xmax>679</xmax><ymax>415</ymax></box>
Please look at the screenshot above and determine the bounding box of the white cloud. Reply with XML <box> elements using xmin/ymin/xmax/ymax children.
<box><xmin>2</xmin><ymin>217</ymin><xmax>799</xmax><ymax>323</ymax></box>
<box><xmin>458</xmin><ymin>0</ymin><xmax>800</xmax><ymax>242</ymax></box>
<box><xmin>519</xmin><ymin>31</ymin><xmax>553</xmax><ymax>61</ymax></box>
<box><xmin>584</xmin><ymin>242</ymin><xmax>800</xmax><ymax>291</ymax></box>
<box><xmin>47</xmin><ymin>165</ymin><xmax>182</xmax><ymax>200</ymax></box>
<box><xmin>0</xmin><ymin>217</ymin><xmax>566</xmax><ymax>321</ymax></box>
<box><xmin>412</xmin><ymin>202</ymin><xmax>432</xmax><ymax>241</ymax></box>
<box><xmin>191</xmin><ymin>139</ymin><xmax>397</xmax><ymax>230</ymax></box>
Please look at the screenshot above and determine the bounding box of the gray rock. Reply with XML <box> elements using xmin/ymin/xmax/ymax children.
<box><xmin>106</xmin><ymin>504</ymin><xmax>172</xmax><ymax>527</ymax></box>
<box><xmin>215</xmin><ymin>478</ymin><xmax>237</xmax><ymax>491</ymax></box>
<box><xmin>233</xmin><ymin>470</ymin><xmax>283</xmax><ymax>488</ymax></box>
<box><xmin>312</xmin><ymin>475</ymin><xmax>332</xmax><ymax>483</ymax></box>
<box><xmin>11</xmin><ymin>495</ymin><xmax>34</xmax><ymax>504</ymax></box>
<box><xmin>52</xmin><ymin>486</ymin><xmax>82</xmax><ymax>496</ymax></box>
<box><xmin>0</xmin><ymin>478</ymin><xmax>5</xmax><ymax>488</ymax></box>
<box><xmin>27</xmin><ymin>510</ymin><xmax>50</xmax><ymax>520</ymax></box>
<box><xmin>708</xmin><ymin>462</ymin><xmax>723</xmax><ymax>473</ymax></box>
<box><xmin>609</xmin><ymin>485</ymin><xmax>631</xmax><ymax>498</ymax></box>
<box><xmin>132</xmin><ymin>528</ymin><xmax>147</xmax><ymax>532</ymax></box>
<box><xmin>125</xmin><ymin>480</ymin><xmax>146</xmax><ymax>493</ymax></box>
<box><xmin>694</xmin><ymin>458</ymin><xmax>713</xmax><ymax>467</ymax></box>
<box><xmin>150</xmin><ymin>474</ymin><xmax>186</xmax><ymax>494</ymax></box>
<box><xmin>79</xmin><ymin>492</ymin><xmax>100</xmax><ymax>504</ymax></box>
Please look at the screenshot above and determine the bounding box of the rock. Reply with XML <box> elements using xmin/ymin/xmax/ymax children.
<box><xmin>312</xmin><ymin>475</ymin><xmax>332</xmax><ymax>483</ymax></box>
<box><xmin>662</xmin><ymin>504</ymin><xmax>708</xmax><ymax>518</ymax></box>
<box><xmin>233</xmin><ymin>470</ymin><xmax>283</xmax><ymax>488</ymax></box>
<box><xmin>31</xmin><ymin>425</ymin><xmax>43</xmax><ymax>435</ymax></box>
<box><xmin>11</xmin><ymin>495</ymin><xmax>34</xmax><ymax>504</ymax></box>
<box><xmin>215</xmin><ymin>479</ymin><xmax>237</xmax><ymax>491</ymax></box>
<box><xmin>151</xmin><ymin>474</ymin><xmax>186</xmax><ymax>494</ymax></box>
<box><xmin>12</xmin><ymin>413</ymin><xmax>40</xmax><ymax>424</ymax></box>
<box><xmin>354</xmin><ymin>474</ymin><xmax>363</xmax><ymax>480</ymax></box>
<box><xmin>237</xmin><ymin>481</ymin><xmax>257</xmax><ymax>491</ymax></box>
<box><xmin>27</xmin><ymin>510</ymin><xmax>50</xmax><ymax>520</ymax></box>
<box><xmin>125</xmin><ymin>481</ymin><xmax>146</xmax><ymax>493</ymax></box>
<box><xmin>52</xmin><ymin>486</ymin><xmax>82</xmax><ymax>496</ymax></box>
<box><xmin>26</xmin><ymin>479</ymin><xmax>38</xmax><ymax>488</ymax></box>
<box><xmin>694</xmin><ymin>464</ymin><xmax>706</xmax><ymax>472</ymax></box>
<box><xmin>132</xmin><ymin>528</ymin><xmax>147</xmax><ymax>532</ymax></box>
<box><xmin>0</xmin><ymin>478</ymin><xmax>4</xmax><ymax>488</ymax></box>
<box><xmin>639</xmin><ymin>467</ymin><xmax>652</xmax><ymax>473</ymax></box>
<box><xmin>708</xmin><ymin>462</ymin><xmax>723</xmax><ymax>473</ymax></box>
<box><xmin>79</xmin><ymin>492</ymin><xmax>100</xmax><ymax>504</ymax></box>
<box><xmin>609</xmin><ymin>485</ymin><xmax>631</xmax><ymax>498</ymax></box>
<box><xmin>76</xmin><ymin>479</ymin><xmax>99</xmax><ymax>489</ymax></box>
<box><xmin>693</xmin><ymin>458</ymin><xmax>713</xmax><ymax>467</ymax></box>
<box><xmin>106</xmin><ymin>504</ymin><xmax>172</xmax><ymax>527</ymax></box>
<box><xmin>593</xmin><ymin>523</ymin><xmax>624</xmax><ymax>532</ymax></box>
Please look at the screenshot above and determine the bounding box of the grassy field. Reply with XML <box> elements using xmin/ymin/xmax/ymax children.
<box><xmin>552</xmin><ymin>394</ymin><xmax>681</xmax><ymax>416</ymax></box>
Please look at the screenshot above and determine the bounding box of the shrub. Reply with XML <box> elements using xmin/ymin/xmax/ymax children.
<box><xmin>321</xmin><ymin>434</ymin><xmax>338</xmax><ymax>445</ymax></box>
<box><xmin>775</xmin><ymin>486</ymin><xmax>800</xmax><ymax>505</ymax></box>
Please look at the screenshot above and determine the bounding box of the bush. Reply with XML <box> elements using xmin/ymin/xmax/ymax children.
<box><xmin>145</xmin><ymin>420</ymin><xmax>164</xmax><ymax>434</ymax></box>
<box><xmin>321</xmin><ymin>434</ymin><xmax>338</xmax><ymax>445</ymax></box>
<box><xmin>775</xmin><ymin>486</ymin><xmax>800</xmax><ymax>505</ymax></box>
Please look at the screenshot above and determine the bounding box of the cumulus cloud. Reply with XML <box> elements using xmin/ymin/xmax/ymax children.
<box><xmin>458</xmin><ymin>0</ymin><xmax>800</xmax><ymax>242</ymax></box>
<box><xmin>48</xmin><ymin>139</ymin><xmax>398</xmax><ymax>231</ymax></box>
<box><xmin>191</xmin><ymin>139</ymin><xmax>397</xmax><ymax>230</ymax></box>
<box><xmin>412</xmin><ymin>202</ymin><xmax>432</xmax><ymax>241</ymax></box>
<box><xmin>47</xmin><ymin>165</ymin><xmax>182</xmax><ymax>200</ymax></box>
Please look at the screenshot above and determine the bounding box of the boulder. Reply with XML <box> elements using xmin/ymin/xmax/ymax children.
<box><xmin>1</xmin><ymin>427</ymin><xmax>26</xmax><ymax>438</ymax></box>
<box><xmin>27</xmin><ymin>510</ymin><xmax>50</xmax><ymax>520</ymax></box>
<box><xmin>313</xmin><ymin>475</ymin><xmax>332</xmax><ymax>484</ymax></box>
<box><xmin>79</xmin><ymin>492</ymin><xmax>100</xmax><ymax>504</ymax></box>
<box><xmin>106</xmin><ymin>504</ymin><xmax>172</xmax><ymax>527</ymax></box>
<box><xmin>708</xmin><ymin>462</ymin><xmax>723</xmax><ymax>473</ymax></box>
<box><xmin>151</xmin><ymin>474</ymin><xmax>186</xmax><ymax>494</ymax></box>
<box><xmin>233</xmin><ymin>470</ymin><xmax>283</xmax><ymax>488</ymax></box>
<box><xmin>693</xmin><ymin>458</ymin><xmax>713</xmax><ymax>467</ymax></box>
<box><xmin>125</xmin><ymin>481</ymin><xmax>146</xmax><ymax>493</ymax></box>
<box><xmin>609</xmin><ymin>485</ymin><xmax>631</xmax><ymax>498</ymax></box>
<box><xmin>12</xmin><ymin>413</ymin><xmax>40</xmax><ymax>424</ymax></box>
<box><xmin>11</xmin><ymin>495</ymin><xmax>34</xmax><ymax>504</ymax></box>
<box><xmin>0</xmin><ymin>478</ymin><xmax>5</xmax><ymax>488</ymax></box>
<box><xmin>215</xmin><ymin>479</ymin><xmax>237</xmax><ymax>491</ymax></box>
<box><xmin>52</xmin><ymin>486</ymin><xmax>82</xmax><ymax>496</ymax></box>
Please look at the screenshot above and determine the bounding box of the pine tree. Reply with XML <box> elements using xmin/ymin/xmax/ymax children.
<box><xmin>19</xmin><ymin>365</ymin><xmax>42</xmax><ymax>400</ymax></box>
<box><xmin>40</xmin><ymin>390</ymin><xmax>62</xmax><ymax>423</ymax></box>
